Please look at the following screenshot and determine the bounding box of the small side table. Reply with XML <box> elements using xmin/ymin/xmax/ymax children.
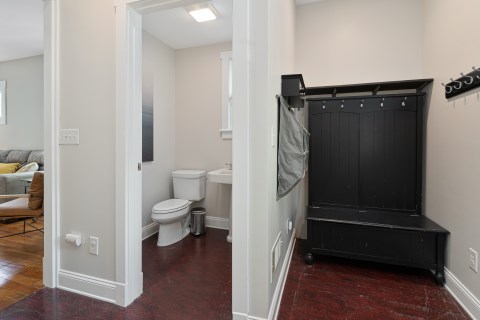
<box><xmin>20</xmin><ymin>178</ymin><xmax>33</xmax><ymax>194</ymax></box>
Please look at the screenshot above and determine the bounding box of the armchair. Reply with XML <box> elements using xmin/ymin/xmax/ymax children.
<box><xmin>0</xmin><ymin>172</ymin><xmax>44</xmax><ymax>238</ymax></box>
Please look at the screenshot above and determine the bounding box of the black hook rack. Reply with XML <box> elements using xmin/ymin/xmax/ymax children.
<box><xmin>443</xmin><ymin>66</ymin><xmax>480</xmax><ymax>99</ymax></box>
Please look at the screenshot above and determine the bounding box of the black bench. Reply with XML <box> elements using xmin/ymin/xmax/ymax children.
<box><xmin>305</xmin><ymin>206</ymin><xmax>449</xmax><ymax>285</ymax></box>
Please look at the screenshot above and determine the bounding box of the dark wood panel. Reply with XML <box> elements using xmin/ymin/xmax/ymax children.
<box><xmin>309</xmin><ymin>103</ymin><xmax>359</xmax><ymax>206</ymax></box>
<box><xmin>359</xmin><ymin>109</ymin><xmax>417</xmax><ymax>211</ymax></box>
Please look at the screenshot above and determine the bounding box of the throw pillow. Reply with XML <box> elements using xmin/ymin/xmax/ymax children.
<box><xmin>16</xmin><ymin>162</ymin><xmax>39</xmax><ymax>173</ymax></box>
<box><xmin>0</xmin><ymin>163</ymin><xmax>20</xmax><ymax>174</ymax></box>
<box><xmin>28</xmin><ymin>172</ymin><xmax>44</xmax><ymax>210</ymax></box>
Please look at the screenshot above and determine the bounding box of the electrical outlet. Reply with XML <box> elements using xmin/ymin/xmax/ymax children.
<box><xmin>89</xmin><ymin>236</ymin><xmax>99</xmax><ymax>255</ymax></box>
<box><xmin>469</xmin><ymin>248</ymin><xmax>478</xmax><ymax>273</ymax></box>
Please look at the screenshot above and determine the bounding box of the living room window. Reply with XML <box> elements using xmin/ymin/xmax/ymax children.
<box><xmin>220</xmin><ymin>51</ymin><xmax>232</xmax><ymax>140</ymax></box>
<box><xmin>0</xmin><ymin>80</ymin><xmax>6</xmax><ymax>125</ymax></box>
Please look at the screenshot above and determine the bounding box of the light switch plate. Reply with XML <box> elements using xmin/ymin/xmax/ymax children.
<box><xmin>59</xmin><ymin>129</ymin><xmax>80</xmax><ymax>145</ymax></box>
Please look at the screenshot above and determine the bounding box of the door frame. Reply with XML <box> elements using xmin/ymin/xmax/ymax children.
<box><xmin>114</xmin><ymin>0</ymin><xmax>251</xmax><ymax>311</ymax></box>
<box><xmin>43</xmin><ymin>0</ymin><xmax>60</xmax><ymax>289</ymax></box>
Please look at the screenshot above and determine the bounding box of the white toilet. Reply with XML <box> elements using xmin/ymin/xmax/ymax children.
<box><xmin>151</xmin><ymin>170</ymin><xmax>206</xmax><ymax>246</ymax></box>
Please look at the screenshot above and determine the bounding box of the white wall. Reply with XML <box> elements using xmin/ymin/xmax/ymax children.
<box><xmin>175</xmin><ymin>42</ymin><xmax>232</xmax><ymax>220</ymax></box>
<box><xmin>58</xmin><ymin>0</ymin><xmax>116</xmax><ymax>281</ymax></box>
<box><xmin>296</xmin><ymin>0</ymin><xmax>423</xmax><ymax>86</ymax></box>
<box><xmin>240</xmin><ymin>0</ymin><xmax>299</xmax><ymax>318</ymax></box>
<box><xmin>0</xmin><ymin>55</ymin><xmax>43</xmax><ymax>149</ymax></box>
<box><xmin>422</xmin><ymin>0</ymin><xmax>480</xmax><ymax>305</ymax></box>
<box><xmin>141</xmin><ymin>31</ymin><xmax>176</xmax><ymax>228</ymax></box>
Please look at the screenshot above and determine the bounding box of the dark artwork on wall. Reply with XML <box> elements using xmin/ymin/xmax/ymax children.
<box><xmin>142</xmin><ymin>108</ymin><xmax>153</xmax><ymax>162</ymax></box>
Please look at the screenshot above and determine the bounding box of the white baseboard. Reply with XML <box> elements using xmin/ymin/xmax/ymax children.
<box><xmin>58</xmin><ymin>269</ymin><xmax>120</xmax><ymax>305</ymax></box>
<box><xmin>268</xmin><ymin>229</ymin><xmax>296</xmax><ymax>320</ymax></box>
<box><xmin>445</xmin><ymin>268</ymin><xmax>480</xmax><ymax>320</ymax></box>
<box><xmin>206</xmin><ymin>216</ymin><xmax>229</xmax><ymax>230</ymax></box>
<box><xmin>142</xmin><ymin>222</ymin><xmax>158</xmax><ymax>240</ymax></box>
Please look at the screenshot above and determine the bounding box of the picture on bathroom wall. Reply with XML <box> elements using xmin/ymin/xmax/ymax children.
<box><xmin>142</xmin><ymin>70</ymin><xmax>154</xmax><ymax>162</ymax></box>
<box><xmin>142</xmin><ymin>106</ymin><xmax>153</xmax><ymax>162</ymax></box>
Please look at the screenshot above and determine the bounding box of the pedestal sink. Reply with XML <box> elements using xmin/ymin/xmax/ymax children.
<box><xmin>207</xmin><ymin>168</ymin><xmax>232</xmax><ymax>242</ymax></box>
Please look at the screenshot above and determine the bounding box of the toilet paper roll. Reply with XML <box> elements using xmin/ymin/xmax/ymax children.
<box><xmin>65</xmin><ymin>233</ymin><xmax>82</xmax><ymax>246</ymax></box>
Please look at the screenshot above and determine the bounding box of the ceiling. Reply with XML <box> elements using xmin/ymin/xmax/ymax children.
<box><xmin>143</xmin><ymin>0</ymin><xmax>233</xmax><ymax>50</ymax></box>
<box><xmin>0</xmin><ymin>0</ymin><xmax>44</xmax><ymax>63</ymax></box>
<box><xmin>0</xmin><ymin>0</ymin><xmax>324</xmax><ymax>61</ymax></box>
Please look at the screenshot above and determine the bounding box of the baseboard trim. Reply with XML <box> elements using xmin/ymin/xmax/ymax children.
<box><xmin>444</xmin><ymin>268</ymin><xmax>480</xmax><ymax>320</ymax></box>
<box><xmin>58</xmin><ymin>269</ymin><xmax>119</xmax><ymax>305</ymax></box>
<box><xmin>142</xmin><ymin>222</ymin><xmax>158</xmax><ymax>240</ymax></box>
<box><xmin>268</xmin><ymin>229</ymin><xmax>296</xmax><ymax>320</ymax></box>
<box><xmin>206</xmin><ymin>216</ymin><xmax>229</xmax><ymax>230</ymax></box>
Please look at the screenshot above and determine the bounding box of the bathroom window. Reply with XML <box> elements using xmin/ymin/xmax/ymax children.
<box><xmin>220</xmin><ymin>51</ymin><xmax>232</xmax><ymax>140</ymax></box>
<box><xmin>0</xmin><ymin>81</ymin><xmax>6</xmax><ymax>125</ymax></box>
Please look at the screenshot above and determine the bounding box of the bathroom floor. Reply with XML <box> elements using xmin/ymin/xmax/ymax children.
<box><xmin>0</xmin><ymin>228</ymin><xmax>232</xmax><ymax>319</ymax></box>
<box><xmin>278</xmin><ymin>239</ymin><xmax>471</xmax><ymax>320</ymax></box>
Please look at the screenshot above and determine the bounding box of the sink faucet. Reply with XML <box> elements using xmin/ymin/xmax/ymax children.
<box><xmin>225</xmin><ymin>162</ymin><xmax>232</xmax><ymax>170</ymax></box>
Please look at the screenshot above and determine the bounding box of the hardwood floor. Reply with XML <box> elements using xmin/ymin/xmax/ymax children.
<box><xmin>0</xmin><ymin>217</ymin><xmax>43</xmax><ymax>310</ymax></box>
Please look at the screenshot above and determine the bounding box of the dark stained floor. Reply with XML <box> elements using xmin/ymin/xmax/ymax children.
<box><xmin>278</xmin><ymin>239</ymin><xmax>471</xmax><ymax>320</ymax></box>
<box><xmin>0</xmin><ymin>233</ymin><xmax>471</xmax><ymax>320</ymax></box>
<box><xmin>0</xmin><ymin>228</ymin><xmax>232</xmax><ymax>320</ymax></box>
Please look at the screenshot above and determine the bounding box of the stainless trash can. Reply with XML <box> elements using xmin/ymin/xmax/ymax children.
<box><xmin>190</xmin><ymin>207</ymin><xmax>206</xmax><ymax>236</ymax></box>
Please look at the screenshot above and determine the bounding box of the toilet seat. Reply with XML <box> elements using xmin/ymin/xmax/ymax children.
<box><xmin>152</xmin><ymin>199</ymin><xmax>190</xmax><ymax>214</ymax></box>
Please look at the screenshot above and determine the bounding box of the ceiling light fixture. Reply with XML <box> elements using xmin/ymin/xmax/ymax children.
<box><xmin>188</xmin><ymin>7</ymin><xmax>217</xmax><ymax>23</ymax></box>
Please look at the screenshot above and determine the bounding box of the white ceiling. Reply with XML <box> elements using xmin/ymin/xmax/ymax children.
<box><xmin>143</xmin><ymin>0</ymin><xmax>233</xmax><ymax>50</ymax></box>
<box><xmin>0</xmin><ymin>0</ymin><xmax>44</xmax><ymax>63</ymax></box>
<box><xmin>143</xmin><ymin>0</ymin><xmax>325</xmax><ymax>50</ymax></box>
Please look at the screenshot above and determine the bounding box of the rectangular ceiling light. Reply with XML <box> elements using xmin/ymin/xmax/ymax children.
<box><xmin>189</xmin><ymin>7</ymin><xmax>216</xmax><ymax>22</ymax></box>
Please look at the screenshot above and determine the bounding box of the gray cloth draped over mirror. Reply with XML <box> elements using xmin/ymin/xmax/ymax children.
<box><xmin>277</xmin><ymin>95</ymin><xmax>310</xmax><ymax>200</ymax></box>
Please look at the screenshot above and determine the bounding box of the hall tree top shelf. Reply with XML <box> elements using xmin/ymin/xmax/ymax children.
<box><xmin>281</xmin><ymin>74</ymin><xmax>434</xmax><ymax>104</ymax></box>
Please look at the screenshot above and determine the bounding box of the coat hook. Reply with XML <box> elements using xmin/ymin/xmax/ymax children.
<box><xmin>441</xmin><ymin>83</ymin><xmax>453</xmax><ymax>94</ymax></box>
<box><xmin>401</xmin><ymin>97</ymin><xmax>407</xmax><ymax>107</ymax></box>
<box><xmin>461</xmin><ymin>72</ymin><xmax>474</xmax><ymax>85</ymax></box>
<box><xmin>473</xmin><ymin>66</ymin><xmax>480</xmax><ymax>79</ymax></box>
<box><xmin>360</xmin><ymin>99</ymin><xmax>364</xmax><ymax>108</ymax></box>
<box><xmin>380</xmin><ymin>98</ymin><xmax>384</xmax><ymax>108</ymax></box>
<box><xmin>341</xmin><ymin>100</ymin><xmax>344</xmax><ymax>109</ymax></box>
<box><xmin>450</xmin><ymin>78</ymin><xmax>462</xmax><ymax>90</ymax></box>
<box><xmin>322</xmin><ymin>101</ymin><xmax>326</xmax><ymax>109</ymax></box>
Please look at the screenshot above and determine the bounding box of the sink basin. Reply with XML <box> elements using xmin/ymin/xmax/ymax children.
<box><xmin>207</xmin><ymin>168</ymin><xmax>232</xmax><ymax>185</ymax></box>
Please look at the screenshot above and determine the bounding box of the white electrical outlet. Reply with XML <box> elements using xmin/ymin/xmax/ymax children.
<box><xmin>89</xmin><ymin>236</ymin><xmax>99</xmax><ymax>255</ymax></box>
<box><xmin>469</xmin><ymin>248</ymin><xmax>478</xmax><ymax>273</ymax></box>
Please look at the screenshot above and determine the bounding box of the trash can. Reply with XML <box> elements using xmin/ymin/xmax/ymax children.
<box><xmin>190</xmin><ymin>207</ymin><xmax>206</xmax><ymax>236</ymax></box>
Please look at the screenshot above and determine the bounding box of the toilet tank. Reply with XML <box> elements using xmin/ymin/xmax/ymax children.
<box><xmin>172</xmin><ymin>170</ymin><xmax>206</xmax><ymax>201</ymax></box>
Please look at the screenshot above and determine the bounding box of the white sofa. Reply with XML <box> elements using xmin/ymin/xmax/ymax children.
<box><xmin>0</xmin><ymin>150</ymin><xmax>44</xmax><ymax>203</ymax></box>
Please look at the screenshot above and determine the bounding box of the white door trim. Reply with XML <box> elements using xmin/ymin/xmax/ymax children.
<box><xmin>114</xmin><ymin>2</ymin><xmax>144</xmax><ymax>307</ymax></box>
<box><xmin>43</xmin><ymin>0</ymin><xmax>60</xmax><ymax>289</ymax></box>
<box><xmin>115</xmin><ymin>0</ymin><xmax>250</xmax><ymax>311</ymax></box>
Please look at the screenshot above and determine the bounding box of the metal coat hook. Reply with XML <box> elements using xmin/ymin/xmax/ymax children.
<box><xmin>380</xmin><ymin>98</ymin><xmax>384</xmax><ymax>108</ymax></box>
<box><xmin>322</xmin><ymin>101</ymin><xmax>326</xmax><ymax>109</ymax></box>
<box><xmin>360</xmin><ymin>100</ymin><xmax>364</xmax><ymax>108</ymax></box>
<box><xmin>473</xmin><ymin>66</ymin><xmax>480</xmax><ymax>79</ymax></box>
<box><xmin>341</xmin><ymin>100</ymin><xmax>344</xmax><ymax>109</ymax></box>
<box><xmin>441</xmin><ymin>83</ymin><xmax>453</xmax><ymax>94</ymax></box>
<box><xmin>401</xmin><ymin>97</ymin><xmax>407</xmax><ymax>107</ymax></box>
<box><xmin>461</xmin><ymin>72</ymin><xmax>474</xmax><ymax>85</ymax></box>
<box><xmin>450</xmin><ymin>78</ymin><xmax>462</xmax><ymax>90</ymax></box>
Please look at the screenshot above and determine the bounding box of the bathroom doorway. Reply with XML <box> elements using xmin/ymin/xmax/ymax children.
<box><xmin>114</xmin><ymin>0</ymin><xmax>243</xmax><ymax>310</ymax></box>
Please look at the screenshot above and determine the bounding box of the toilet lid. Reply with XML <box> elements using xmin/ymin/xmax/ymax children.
<box><xmin>152</xmin><ymin>199</ymin><xmax>190</xmax><ymax>214</ymax></box>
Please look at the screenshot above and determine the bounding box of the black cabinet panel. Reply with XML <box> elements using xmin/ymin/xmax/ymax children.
<box><xmin>309</xmin><ymin>107</ymin><xmax>359</xmax><ymax>206</ymax></box>
<box><xmin>309</xmin><ymin>97</ymin><xmax>420</xmax><ymax>212</ymax></box>
<box><xmin>359</xmin><ymin>110</ymin><xmax>417</xmax><ymax>211</ymax></box>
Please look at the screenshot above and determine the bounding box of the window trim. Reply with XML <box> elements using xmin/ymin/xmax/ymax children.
<box><xmin>220</xmin><ymin>51</ymin><xmax>232</xmax><ymax>140</ymax></box>
<box><xmin>0</xmin><ymin>80</ymin><xmax>6</xmax><ymax>125</ymax></box>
